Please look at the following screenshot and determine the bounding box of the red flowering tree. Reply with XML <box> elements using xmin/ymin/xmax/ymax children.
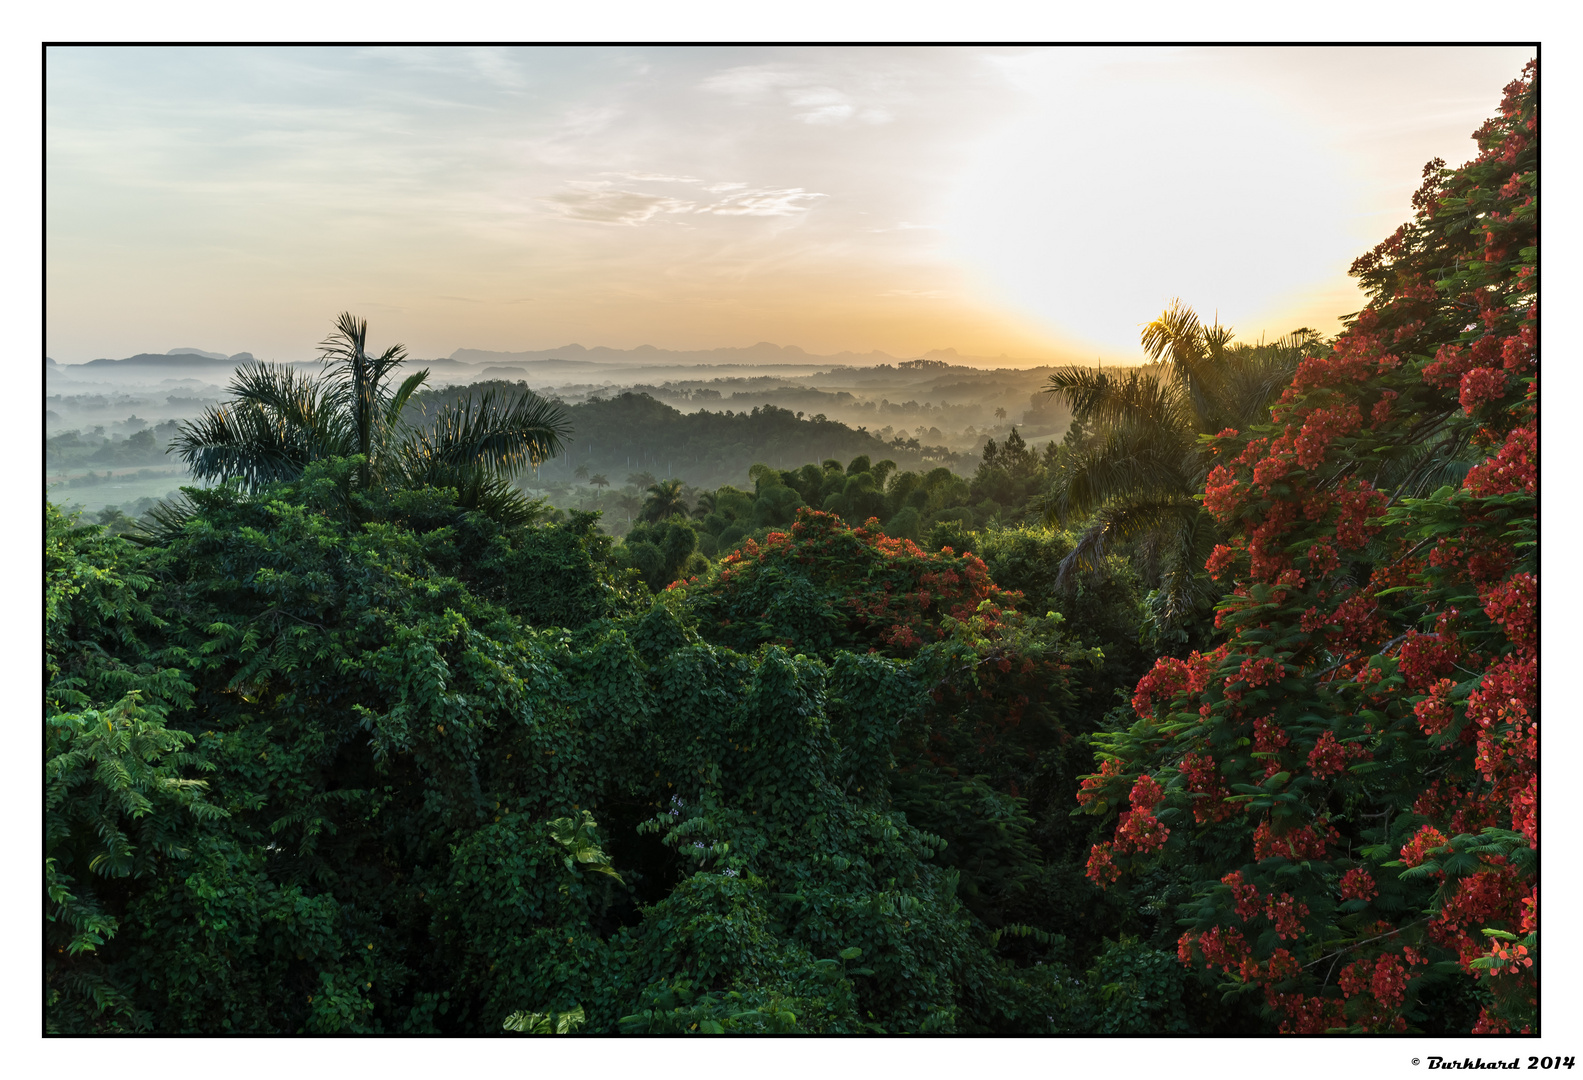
<box><xmin>678</xmin><ymin>507</ymin><xmax>1088</xmax><ymax>781</ymax></box>
<box><xmin>675</xmin><ymin>507</ymin><xmax>1104</xmax><ymax>934</ymax></box>
<box><xmin>679</xmin><ymin>506</ymin><xmax>1018</xmax><ymax>658</ymax></box>
<box><xmin>1076</xmin><ymin>62</ymin><xmax>1536</xmax><ymax>1033</ymax></box>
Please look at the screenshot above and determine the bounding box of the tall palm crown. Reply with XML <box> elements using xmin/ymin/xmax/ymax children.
<box><xmin>171</xmin><ymin>312</ymin><xmax>571</xmax><ymax>523</ymax></box>
<box><xmin>1042</xmin><ymin>300</ymin><xmax>1314</xmax><ymax>627</ymax></box>
<box><xmin>639</xmin><ymin>479</ymin><xmax>689</xmax><ymax>523</ymax></box>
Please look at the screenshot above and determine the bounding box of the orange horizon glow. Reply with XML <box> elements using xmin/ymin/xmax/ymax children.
<box><xmin>46</xmin><ymin>46</ymin><xmax>1535</xmax><ymax>367</ymax></box>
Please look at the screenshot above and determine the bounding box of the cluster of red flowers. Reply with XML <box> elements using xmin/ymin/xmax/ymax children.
<box><xmin>1306</xmin><ymin>731</ymin><xmax>1370</xmax><ymax>778</ymax></box>
<box><xmin>1481</xmin><ymin>572</ymin><xmax>1536</xmax><ymax>648</ymax></box>
<box><xmin>1224</xmin><ymin>656</ymin><xmax>1285</xmax><ymax>702</ymax></box>
<box><xmin>1113</xmin><ymin>807</ymin><xmax>1170</xmax><ymax>854</ymax></box>
<box><xmin>1399</xmin><ymin>825</ymin><xmax>1449</xmax><ymax>869</ymax></box>
<box><xmin>1464</xmin><ymin>424</ymin><xmax>1536</xmax><ymax>497</ymax></box>
<box><xmin>1338</xmin><ymin>953</ymin><xmax>1407</xmax><ymax>1009</ymax></box>
<box><xmin>1293</xmin><ymin>404</ymin><xmax>1363</xmax><ymax>469</ymax></box>
<box><xmin>1252</xmin><ymin>819</ymin><xmax>1336</xmax><ymax>862</ymax></box>
<box><xmin>1339</xmin><ymin>867</ymin><xmax>1377</xmax><ymax>901</ymax></box>
<box><xmin>1131</xmin><ymin>652</ymin><xmax>1214</xmax><ymax>719</ymax></box>
<box><xmin>1177</xmin><ymin>752</ymin><xmax>1234</xmax><ymax>823</ymax></box>
<box><xmin>1076</xmin><ymin>758</ymin><xmax>1124</xmax><ymax>810</ymax></box>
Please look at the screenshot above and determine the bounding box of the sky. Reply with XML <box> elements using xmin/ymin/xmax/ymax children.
<box><xmin>45</xmin><ymin>45</ymin><xmax>1536</xmax><ymax>366</ymax></box>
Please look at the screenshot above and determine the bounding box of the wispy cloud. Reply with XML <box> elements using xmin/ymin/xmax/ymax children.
<box><xmin>700</xmin><ymin>63</ymin><xmax>897</xmax><ymax>127</ymax></box>
<box><xmin>699</xmin><ymin>187</ymin><xmax>827</xmax><ymax>216</ymax></box>
<box><xmin>547</xmin><ymin>178</ymin><xmax>825</xmax><ymax>224</ymax></box>
<box><xmin>545</xmin><ymin>181</ymin><xmax>696</xmax><ymax>225</ymax></box>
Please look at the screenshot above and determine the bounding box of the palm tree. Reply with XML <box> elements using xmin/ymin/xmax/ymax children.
<box><xmin>589</xmin><ymin>473</ymin><xmax>610</xmax><ymax>492</ymax></box>
<box><xmin>691</xmin><ymin>491</ymin><xmax>719</xmax><ymax>520</ymax></box>
<box><xmin>615</xmin><ymin>492</ymin><xmax>642</xmax><ymax>525</ymax></box>
<box><xmin>1041</xmin><ymin>299</ymin><xmax>1315</xmax><ymax>627</ymax></box>
<box><xmin>639</xmin><ymin>479</ymin><xmax>689</xmax><ymax>522</ymax></box>
<box><xmin>170</xmin><ymin>312</ymin><xmax>570</xmax><ymax>524</ymax></box>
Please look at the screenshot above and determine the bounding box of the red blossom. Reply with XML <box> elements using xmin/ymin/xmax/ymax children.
<box><xmin>1129</xmin><ymin>773</ymin><xmax>1165</xmax><ymax>810</ymax></box>
<box><xmin>1340</xmin><ymin>867</ymin><xmax>1378</xmax><ymax>901</ymax></box>
<box><xmin>1223</xmin><ymin>870</ymin><xmax>1262</xmax><ymax>921</ymax></box>
<box><xmin>1480</xmin><ymin>572</ymin><xmax>1536</xmax><ymax>648</ymax></box>
<box><xmin>1253</xmin><ymin>819</ymin><xmax>1335</xmax><ymax>862</ymax></box>
<box><xmin>1085</xmin><ymin>842</ymin><xmax>1120</xmax><ymax>888</ymax></box>
<box><xmin>1400</xmin><ymin>825</ymin><xmax>1449</xmax><ymax>868</ymax></box>
<box><xmin>1459</xmin><ymin>367</ymin><xmax>1509</xmax><ymax>413</ymax></box>
<box><xmin>1266</xmin><ymin>892</ymin><xmax>1310</xmax><ymax>939</ymax></box>
<box><xmin>1307</xmin><ymin>730</ymin><xmax>1371</xmax><ymax>778</ymax></box>
<box><xmin>1113</xmin><ymin>808</ymin><xmax>1170</xmax><ymax>853</ymax></box>
<box><xmin>1076</xmin><ymin>758</ymin><xmax>1124</xmax><ymax>810</ymax></box>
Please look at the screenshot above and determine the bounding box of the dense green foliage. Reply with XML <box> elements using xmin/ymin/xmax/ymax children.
<box><xmin>48</xmin><ymin>422</ymin><xmax>182</xmax><ymax>470</ymax></box>
<box><xmin>44</xmin><ymin>471</ymin><xmax>1159</xmax><ymax>1033</ymax></box>
<box><xmin>409</xmin><ymin>388</ymin><xmax>962</xmax><ymax>494</ymax></box>
<box><xmin>680</xmin><ymin>433</ymin><xmax>1051</xmax><ymax>559</ymax></box>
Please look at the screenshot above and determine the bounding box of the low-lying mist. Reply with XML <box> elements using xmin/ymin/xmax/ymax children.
<box><xmin>45</xmin><ymin>342</ymin><xmax>1135</xmax><ymax>521</ymax></box>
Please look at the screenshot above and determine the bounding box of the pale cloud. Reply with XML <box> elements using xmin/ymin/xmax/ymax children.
<box><xmin>549</xmin><ymin>178</ymin><xmax>826</xmax><ymax>223</ymax></box>
<box><xmin>701</xmin><ymin>63</ymin><xmax>896</xmax><ymax>127</ymax></box>
<box><xmin>699</xmin><ymin>187</ymin><xmax>827</xmax><ymax>217</ymax></box>
<box><xmin>698</xmin><ymin>65</ymin><xmax>801</xmax><ymax>97</ymax></box>
<box><xmin>545</xmin><ymin>181</ymin><xmax>696</xmax><ymax>225</ymax></box>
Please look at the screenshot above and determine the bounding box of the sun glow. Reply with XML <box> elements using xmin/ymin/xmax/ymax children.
<box><xmin>940</xmin><ymin>51</ymin><xmax>1359</xmax><ymax>357</ymax></box>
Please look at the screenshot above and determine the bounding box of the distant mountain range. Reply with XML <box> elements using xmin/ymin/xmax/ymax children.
<box><xmin>54</xmin><ymin>342</ymin><xmax>1063</xmax><ymax>373</ymax></box>
<box><xmin>450</xmin><ymin>342</ymin><xmax>1048</xmax><ymax>370</ymax></box>
<box><xmin>76</xmin><ymin>351</ymin><xmax>257</xmax><ymax>368</ymax></box>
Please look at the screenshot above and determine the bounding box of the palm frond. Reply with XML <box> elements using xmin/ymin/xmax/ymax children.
<box><xmin>131</xmin><ymin>489</ymin><xmax>206</xmax><ymax>547</ymax></box>
<box><xmin>385</xmin><ymin>369</ymin><xmax>430</xmax><ymax>428</ymax></box>
<box><xmin>319</xmin><ymin>312</ymin><xmax>410</xmax><ymax>463</ymax></box>
<box><xmin>1154</xmin><ymin>506</ymin><xmax>1221</xmax><ymax>626</ymax></box>
<box><xmin>1206</xmin><ymin>357</ymin><xmax>1300</xmax><ymax>432</ymax></box>
<box><xmin>1375</xmin><ymin>428</ymin><xmax>1477</xmax><ymax>501</ymax></box>
<box><xmin>1054</xmin><ymin>498</ymin><xmax>1202</xmax><ymax>587</ymax></box>
<box><xmin>1044</xmin><ymin>367</ymin><xmax>1189</xmax><ymax>434</ymax></box>
<box><xmin>1140</xmin><ymin>299</ymin><xmax>1205</xmax><ymax>368</ymax></box>
<box><xmin>226</xmin><ymin>362</ymin><xmax>347</xmax><ymax>458</ymax></box>
<box><xmin>404</xmin><ymin>388</ymin><xmax>571</xmax><ymax>480</ymax></box>
<box><xmin>171</xmin><ymin>399</ymin><xmax>319</xmax><ymax>491</ymax></box>
<box><xmin>1042</xmin><ymin>422</ymin><xmax>1196</xmax><ymax>525</ymax></box>
<box><xmin>641</xmin><ymin>478</ymin><xmax>689</xmax><ymax>522</ymax></box>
